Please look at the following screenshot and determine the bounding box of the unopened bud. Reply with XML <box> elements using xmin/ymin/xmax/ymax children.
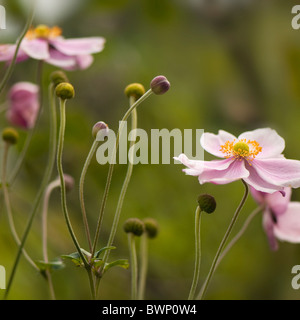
<box><xmin>50</xmin><ymin>71</ymin><xmax>69</xmax><ymax>87</ymax></box>
<box><xmin>55</xmin><ymin>82</ymin><xmax>75</xmax><ymax>100</ymax></box>
<box><xmin>143</xmin><ymin>218</ymin><xmax>159</xmax><ymax>239</ymax></box>
<box><xmin>123</xmin><ymin>218</ymin><xmax>145</xmax><ymax>236</ymax></box>
<box><xmin>92</xmin><ymin>121</ymin><xmax>109</xmax><ymax>139</ymax></box>
<box><xmin>197</xmin><ymin>194</ymin><xmax>216</xmax><ymax>214</ymax></box>
<box><xmin>124</xmin><ymin>83</ymin><xmax>145</xmax><ymax>101</ymax></box>
<box><xmin>150</xmin><ymin>75</ymin><xmax>170</xmax><ymax>95</ymax></box>
<box><xmin>2</xmin><ymin>127</ymin><xmax>19</xmax><ymax>145</ymax></box>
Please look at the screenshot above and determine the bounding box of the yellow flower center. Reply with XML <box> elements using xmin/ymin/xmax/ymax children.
<box><xmin>25</xmin><ymin>25</ymin><xmax>62</xmax><ymax>40</ymax></box>
<box><xmin>220</xmin><ymin>138</ymin><xmax>262</xmax><ymax>164</ymax></box>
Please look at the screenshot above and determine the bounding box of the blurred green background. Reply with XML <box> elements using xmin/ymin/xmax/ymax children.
<box><xmin>1</xmin><ymin>0</ymin><xmax>300</xmax><ymax>300</ymax></box>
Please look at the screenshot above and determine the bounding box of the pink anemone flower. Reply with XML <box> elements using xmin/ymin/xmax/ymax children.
<box><xmin>0</xmin><ymin>25</ymin><xmax>105</xmax><ymax>70</ymax></box>
<box><xmin>175</xmin><ymin>128</ymin><xmax>300</xmax><ymax>194</ymax></box>
<box><xmin>7</xmin><ymin>82</ymin><xmax>40</xmax><ymax>129</ymax></box>
<box><xmin>250</xmin><ymin>187</ymin><xmax>300</xmax><ymax>250</ymax></box>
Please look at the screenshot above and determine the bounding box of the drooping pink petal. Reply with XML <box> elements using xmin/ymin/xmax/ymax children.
<box><xmin>200</xmin><ymin>130</ymin><xmax>237</xmax><ymax>158</ymax></box>
<box><xmin>262</xmin><ymin>209</ymin><xmax>278</xmax><ymax>251</ymax></box>
<box><xmin>75</xmin><ymin>54</ymin><xmax>94</xmax><ymax>70</ymax></box>
<box><xmin>251</xmin><ymin>158</ymin><xmax>300</xmax><ymax>189</ymax></box>
<box><xmin>21</xmin><ymin>38</ymin><xmax>50</xmax><ymax>60</ymax></box>
<box><xmin>174</xmin><ymin>154</ymin><xmax>233</xmax><ymax>176</ymax></box>
<box><xmin>44</xmin><ymin>48</ymin><xmax>77</xmax><ymax>69</ymax></box>
<box><xmin>238</xmin><ymin>128</ymin><xmax>285</xmax><ymax>159</ymax></box>
<box><xmin>243</xmin><ymin>162</ymin><xmax>285</xmax><ymax>194</ymax></box>
<box><xmin>0</xmin><ymin>44</ymin><xmax>29</xmax><ymax>62</ymax></box>
<box><xmin>49</xmin><ymin>37</ymin><xmax>105</xmax><ymax>56</ymax></box>
<box><xmin>273</xmin><ymin>202</ymin><xmax>300</xmax><ymax>243</ymax></box>
<box><xmin>250</xmin><ymin>186</ymin><xmax>292</xmax><ymax>216</ymax></box>
<box><xmin>7</xmin><ymin>82</ymin><xmax>40</xmax><ymax>129</ymax></box>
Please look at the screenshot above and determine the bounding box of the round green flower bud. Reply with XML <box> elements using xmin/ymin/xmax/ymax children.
<box><xmin>55</xmin><ymin>82</ymin><xmax>75</xmax><ymax>100</ymax></box>
<box><xmin>50</xmin><ymin>71</ymin><xmax>69</xmax><ymax>87</ymax></box>
<box><xmin>124</xmin><ymin>83</ymin><xmax>145</xmax><ymax>101</ymax></box>
<box><xmin>2</xmin><ymin>127</ymin><xmax>19</xmax><ymax>145</ymax></box>
<box><xmin>92</xmin><ymin>121</ymin><xmax>109</xmax><ymax>139</ymax></box>
<box><xmin>143</xmin><ymin>218</ymin><xmax>159</xmax><ymax>239</ymax></box>
<box><xmin>150</xmin><ymin>75</ymin><xmax>170</xmax><ymax>95</ymax></box>
<box><xmin>197</xmin><ymin>194</ymin><xmax>216</xmax><ymax>214</ymax></box>
<box><xmin>123</xmin><ymin>218</ymin><xmax>145</xmax><ymax>236</ymax></box>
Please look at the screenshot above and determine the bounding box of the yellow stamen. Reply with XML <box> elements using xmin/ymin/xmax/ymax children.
<box><xmin>25</xmin><ymin>25</ymin><xmax>62</xmax><ymax>40</ymax></box>
<box><xmin>220</xmin><ymin>138</ymin><xmax>262</xmax><ymax>164</ymax></box>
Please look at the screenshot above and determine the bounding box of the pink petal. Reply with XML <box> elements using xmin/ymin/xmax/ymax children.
<box><xmin>44</xmin><ymin>48</ymin><xmax>77</xmax><ymax>69</ymax></box>
<box><xmin>197</xmin><ymin>159</ymin><xmax>249</xmax><ymax>185</ymax></box>
<box><xmin>0</xmin><ymin>44</ymin><xmax>29</xmax><ymax>62</ymax></box>
<box><xmin>174</xmin><ymin>154</ymin><xmax>232</xmax><ymax>176</ymax></box>
<box><xmin>238</xmin><ymin>128</ymin><xmax>285</xmax><ymax>159</ymax></box>
<box><xmin>21</xmin><ymin>38</ymin><xmax>50</xmax><ymax>60</ymax></box>
<box><xmin>262</xmin><ymin>209</ymin><xmax>278</xmax><ymax>251</ymax></box>
<box><xmin>49</xmin><ymin>37</ymin><xmax>105</xmax><ymax>56</ymax></box>
<box><xmin>252</xmin><ymin>158</ymin><xmax>300</xmax><ymax>189</ymax></box>
<box><xmin>75</xmin><ymin>54</ymin><xmax>94</xmax><ymax>70</ymax></box>
<box><xmin>243</xmin><ymin>162</ymin><xmax>285</xmax><ymax>194</ymax></box>
<box><xmin>200</xmin><ymin>130</ymin><xmax>237</xmax><ymax>158</ymax></box>
<box><xmin>274</xmin><ymin>202</ymin><xmax>300</xmax><ymax>243</ymax></box>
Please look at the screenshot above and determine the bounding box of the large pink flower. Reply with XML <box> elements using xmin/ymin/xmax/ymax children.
<box><xmin>250</xmin><ymin>187</ymin><xmax>300</xmax><ymax>250</ymax></box>
<box><xmin>0</xmin><ymin>25</ymin><xmax>105</xmax><ymax>70</ymax></box>
<box><xmin>7</xmin><ymin>82</ymin><xmax>40</xmax><ymax>129</ymax></box>
<box><xmin>175</xmin><ymin>128</ymin><xmax>300</xmax><ymax>194</ymax></box>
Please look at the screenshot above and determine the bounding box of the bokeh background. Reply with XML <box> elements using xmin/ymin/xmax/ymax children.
<box><xmin>1</xmin><ymin>0</ymin><xmax>300</xmax><ymax>300</ymax></box>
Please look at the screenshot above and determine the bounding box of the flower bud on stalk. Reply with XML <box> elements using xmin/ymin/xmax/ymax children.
<box><xmin>2</xmin><ymin>127</ymin><xmax>19</xmax><ymax>145</ymax></box>
<box><xmin>150</xmin><ymin>75</ymin><xmax>170</xmax><ymax>95</ymax></box>
<box><xmin>50</xmin><ymin>71</ymin><xmax>69</xmax><ymax>88</ymax></box>
<box><xmin>92</xmin><ymin>121</ymin><xmax>109</xmax><ymax>140</ymax></box>
<box><xmin>197</xmin><ymin>194</ymin><xmax>216</xmax><ymax>214</ymax></box>
<box><xmin>55</xmin><ymin>82</ymin><xmax>75</xmax><ymax>100</ymax></box>
<box><xmin>124</xmin><ymin>218</ymin><xmax>145</xmax><ymax>237</ymax></box>
<box><xmin>124</xmin><ymin>83</ymin><xmax>146</xmax><ymax>101</ymax></box>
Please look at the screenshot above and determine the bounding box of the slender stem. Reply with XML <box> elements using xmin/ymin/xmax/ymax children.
<box><xmin>79</xmin><ymin>139</ymin><xmax>99</xmax><ymax>253</ymax></box>
<box><xmin>4</xmin><ymin>83</ymin><xmax>57</xmax><ymax>299</ymax></box>
<box><xmin>216</xmin><ymin>205</ymin><xmax>263</xmax><ymax>268</ymax></box>
<box><xmin>41</xmin><ymin>179</ymin><xmax>61</xmax><ymax>300</ymax></box>
<box><xmin>57</xmin><ymin>98</ymin><xmax>96</xmax><ymax>300</ymax></box>
<box><xmin>0</xmin><ymin>0</ymin><xmax>36</xmax><ymax>95</ymax></box>
<box><xmin>138</xmin><ymin>233</ymin><xmax>148</xmax><ymax>300</ymax></box>
<box><xmin>128</xmin><ymin>233</ymin><xmax>138</xmax><ymax>300</ymax></box>
<box><xmin>1</xmin><ymin>142</ymin><xmax>38</xmax><ymax>270</ymax></box>
<box><xmin>196</xmin><ymin>180</ymin><xmax>249</xmax><ymax>300</ymax></box>
<box><xmin>188</xmin><ymin>206</ymin><xmax>202</xmax><ymax>300</ymax></box>
<box><xmin>91</xmin><ymin>90</ymin><xmax>152</xmax><ymax>258</ymax></box>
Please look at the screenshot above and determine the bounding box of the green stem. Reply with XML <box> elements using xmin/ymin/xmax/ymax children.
<box><xmin>91</xmin><ymin>90</ymin><xmax>152</xmax><ymax>258</ymax></box>
<box><xmin>79</xmin><ymin>139</ymin><xmax>99</xmax><ymax>253</ymax></box>
<box><xmin>138</xmin><ymin>233</ymin><xmax>148</xmax><ymax>300</ymax></box>
<box><xmin>42</xmin><ymin>179</ymin><xmax>61</xmax><ymax>300</ymax></box>
<box><xmin>188</xmin><ymin>206</ymin><xmax>202</xmax><ymax>300</ymax></box>
<box><xmin>216</xmin><ymin>205</ymin><xmax>263</xmax><ymax>268</ymax></box>
<box><xmin>0</xmin><ymin>0</ymin><xmax>36</xmax><ymax>95</ymax></box>
<box><xmin>4</xmin><ymin>83</ymin><xmax>57</xmax><ymax>299</ymax></box>
<box><xmin>57</xmin><ymin>98</ymin><xmax>95</xmax><ymax>300</ymax></box>
<box><xmin>1</xmin><ymin>142</ymin><xmax>38</xmax><ymax>270</ymax></box>
<box><xmin>128</xmin><ymin>233</ymin><xmax>138</xmax><ymax>300</ymax></box>
<box><xmin>196</xmin><ymin>180</ymin><xmax>249</xmax><ymax>300</ymax></box>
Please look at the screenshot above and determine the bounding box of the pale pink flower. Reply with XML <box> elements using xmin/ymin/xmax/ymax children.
<box><xmin>6</xmin><ymin>82</ymin><xmax>40</xmax><ymax>129</ymax></box>
<box><xmin>0</xmin><ymin>25</ymin><xmax>105</xmax><ymax>70</ymax></box>
<box><xmin>250</xmin><ymin>187</ymin><xmax>300</xmax><ymax>250</ymax></box>
<box><xmin>175</xmin><ymin>128</ymin><xmax>300</xmax><ymax>194</ymax></box>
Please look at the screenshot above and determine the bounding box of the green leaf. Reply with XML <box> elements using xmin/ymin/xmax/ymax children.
<box><xmin>94</xmin><ymin>246</ymin><xmax>116</xmax><ymax>258</ymax></box>
<box><xmin>61</xmin><ymin>252</ymin><xmax>83</xmax><ymax>267</ymax></box>
<box><xmin>35</xmin><ymin>259</ymin><xmax>65</xmax><ymax>272</ymax></box>
<box><xmin>104</xmin><ymin>259</ymin><xmax>129</xmax><ymax>273</ymax></box>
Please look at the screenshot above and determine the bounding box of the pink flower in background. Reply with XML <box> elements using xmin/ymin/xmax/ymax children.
<box><xmin>0</xmin><ymin>25</ymin><xmax>105</xmax><ymax>70</ymax></box>
<box><xmin>175</xmin><ymin>128</ymin><xmax>300</xmax><ymax>194</ymax></box>
<box><xmin>7</xmin><ymin>82</ymin><xmax>40</xmax><ymax>129</ymax></box>
<box><xmin>250</xmin><ymin>187</ymin><xmax>300</xmax><ymax>250</ymax></box>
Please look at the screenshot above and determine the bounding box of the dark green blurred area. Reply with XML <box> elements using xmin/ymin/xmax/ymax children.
<box><xmin>1</xmin><ymin>0</ymin><xmax>300</xmax><ymax>300</ymax></box>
